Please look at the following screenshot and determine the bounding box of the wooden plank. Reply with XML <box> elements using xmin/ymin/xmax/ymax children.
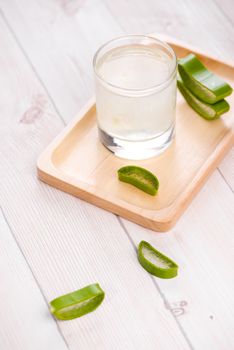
<box><xmin>122</xmin><ymin>170</ymin><xmax>234</xmax><ymax>350</ymax></box>
<box><xmin>0</xmin><ymin>209</ymin><xmax>68</xmax><ymax>350</ymax></box>
<box><xmin>0</xmin><ymin>10</ymin><xmax>189</xmax><ymax>350</ymax></box>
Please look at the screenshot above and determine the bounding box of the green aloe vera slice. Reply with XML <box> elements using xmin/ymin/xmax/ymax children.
<box><xmin>118</xmin><ymin>166</ymin><xmax>159</xmax><ymax>196</ymax></box>
<box><xmin>177</xmin><ymin>76</ymin><xmax>230</xmax><ymax>120</ymax></box>
<box><xmin>138</xmin><ymin>241</ymin><xmax>178</xmax><ymax>279</ymax></box>
<box><xmin>50</xmin><ymin>284</ymin><xmax>105</xmax><ymax>320</ymax></box>
<box><xmin>178</xmin><ymin>54</ymin><xmax>232</xmax><ymax>104</ymax></box>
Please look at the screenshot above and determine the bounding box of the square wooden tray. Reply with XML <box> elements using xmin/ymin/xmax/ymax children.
<box><xmin>37</xmin><ymin>36</ymin><xmax>234</xmax><ymax>232</ymax></box>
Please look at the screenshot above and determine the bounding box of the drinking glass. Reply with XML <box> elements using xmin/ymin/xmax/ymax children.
<box><xmin>93</xmin><ymin>35</ymin><xmax>177</xmax><ymax>160</ymax></box>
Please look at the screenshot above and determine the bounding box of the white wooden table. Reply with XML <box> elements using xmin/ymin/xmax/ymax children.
<box><xmin>0</xmin><ymin>1</ymin><xmax>233</xmax><ymax>349</ymax></box>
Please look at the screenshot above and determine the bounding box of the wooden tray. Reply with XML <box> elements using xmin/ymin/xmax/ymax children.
<box><xmin>37</xmin><ymin>36</ymin><xmax>234</xmax><ymax>232</ymax></box>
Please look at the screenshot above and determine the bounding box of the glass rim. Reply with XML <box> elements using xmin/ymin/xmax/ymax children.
<box><xmin>93</xmin><ymin>34</ymin><xmax>177</xmax><ymax>93</ymax></box>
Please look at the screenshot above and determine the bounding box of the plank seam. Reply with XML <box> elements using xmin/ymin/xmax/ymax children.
<box><xmin>217</xmin><ymin>168</ymin><xmax>234</xmax><ymax>193</ymax></box>
<box><xmin>0</xmin><ymin>8</ymin><xmax>66</xmax><ymax>127</ymax></box>
<box><xmin>117</xmin><ymin>216</ymin><xmax>195</xmax><ymax>350</ymax></box>
<box><xmin>0</xmin><ymin>207</ymin><xmax>70</xmax><ymax>350</ymax></box>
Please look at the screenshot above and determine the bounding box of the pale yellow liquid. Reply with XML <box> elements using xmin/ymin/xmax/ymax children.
<box><xmin>95</xmin><ymin>44</ymin><xmax>176</xmax><ymax>142</ymax></box>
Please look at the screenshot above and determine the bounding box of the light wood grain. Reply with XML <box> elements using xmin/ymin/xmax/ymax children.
<box><xmin>104</xmin><ymin>0</ymin><xmax>234</xmax><ymax>61</ymax></box>
<box><xmin>37</xmin><ymin>40</ymin><xmax>234</xmax><ymax>232</ymax></box>
<box><xmin>0</xmin><ymin>11</ymin><xmax>189</xmax><ymax>350</ymax></box>
<box><xmin>0</xmin><ymin>210</ymin><xmax>68</xmax><ymax>350</ymax></box>
<box><xmin>0</xmin><ymin>0</ymin><xmax>124</xmax><ymax>122</ymax></box>
<box><xmin>0</xmin><ymin>0</ymin><xmax>233</xmax><ymax>349</ymax></box>
<box><xmin>122</xmin><ymin>170</ymin><xmax>234</xmax><ymax>350</ymax></box>
<box><xmin>213</xmin><ymin>0</ymin><xmax>234</xmax><ymax>27</ymax></box>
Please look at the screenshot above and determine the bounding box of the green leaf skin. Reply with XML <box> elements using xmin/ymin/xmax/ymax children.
<box><xmin>177</xmin><ymin>76</ymin><xmax>230</xmax><ymax>120</ymax></box>
<box><xmin>178</xmin><ymin>54</ymin><xmax>232</xmax><ymax>104</ymax></box>
<box><xmin>138</xmin><ymin>241</ymin><xmax>178</xmax><ymax>279</ymax></box>
<box><xmin>118</xmin><ymin>166</ymin><xmax>159</xmax><ymax>196</ymax></box>
<box><xmin>50</xmin><ymin>284</ymin><xmax>105</xmax><ymax>320</ymax></box>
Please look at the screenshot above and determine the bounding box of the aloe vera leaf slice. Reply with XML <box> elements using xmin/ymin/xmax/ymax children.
<box><xmin>178</xmin><ymin>54</ymin><xmax>232</xmax><ymax>104</ymax></box>
<box><xmin>177</xmin><ymin>76</ymin><xmax>230</xmax><ymax>120</ymax></box>
<box><xmin>118</xmin><ymin>166</ymin><xmax>159</xmax><ymax>196</ymax></box>
<box><xmin>138</xmin><ymin>241</ymin><xmax>178</xmax><ymax>279</ymax></box>
<box><xmin>50</xmin><ymin>284</ymin><xmax>105</xmax><ymax>320</ymax></box>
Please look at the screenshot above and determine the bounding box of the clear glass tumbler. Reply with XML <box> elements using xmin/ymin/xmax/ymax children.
<box><xmin>93</xmin><ymin>35</ymin><xmax>177</xmax><ymax>160</ymax></box>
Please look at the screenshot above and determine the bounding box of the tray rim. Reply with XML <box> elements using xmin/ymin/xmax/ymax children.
<box><xmin>37</xmin><ymin>36</ymin><xmax>234</xmax><ymax>232</ymax></box>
